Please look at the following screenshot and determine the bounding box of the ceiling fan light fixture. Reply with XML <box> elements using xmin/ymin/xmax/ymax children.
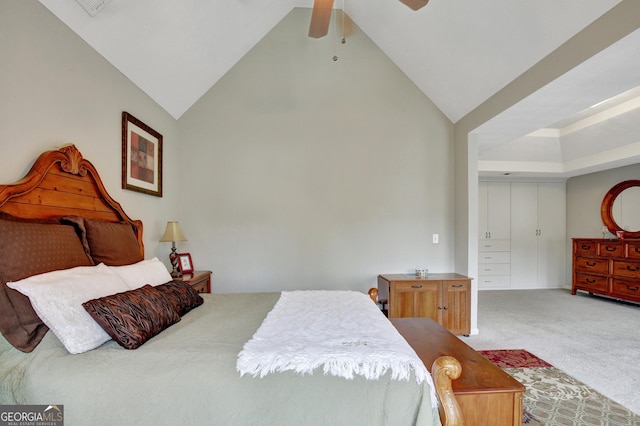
<box><xmin>399</xmin><ymin>0</ymin><xmax>429</xmax><ymax>11</ymax></box>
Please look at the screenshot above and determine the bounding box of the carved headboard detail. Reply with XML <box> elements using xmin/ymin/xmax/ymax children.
<box><xmin>0</xmin><ymin>144</ymin><xmax>143</xmax><ymax>256</ymax></box>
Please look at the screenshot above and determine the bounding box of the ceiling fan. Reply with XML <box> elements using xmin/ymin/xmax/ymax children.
<box><xmin>309</xmin><ymin>0</ymin><xmax>429</xmax><ymax>38</ymax></box>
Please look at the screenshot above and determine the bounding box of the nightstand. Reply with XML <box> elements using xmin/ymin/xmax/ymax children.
<box><xmin>180</xmin><ymin>270</ymin><xmax>212</xmax><ymax>293</ymax></box>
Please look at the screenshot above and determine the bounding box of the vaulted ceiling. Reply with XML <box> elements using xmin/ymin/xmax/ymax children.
<box><xmin>38</xmin><ymin>0</ymin><xmax>640</xmax><ymax>178</ymax></box>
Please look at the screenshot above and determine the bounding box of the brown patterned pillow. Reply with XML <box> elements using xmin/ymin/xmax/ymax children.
<box><xmin>0</xmin><ymin>218</ymin><xmax>94</xmax><ymax>352</ymax></box>
<box><xmin>82</xmin><ymin>285</ymin><xmax>180</xmax><ymax>350</ymax></box>
<box><xmin>83</xmin><ymin>218</ymin><xmax>143</xmax><ymax>266</ymax></box>
<box><xmin>156</xmin><ymin>280</ymin><xmax>204</xmax><ymax>316</ymax></box>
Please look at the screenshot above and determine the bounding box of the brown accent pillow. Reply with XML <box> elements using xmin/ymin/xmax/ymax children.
<box><xmin>156</xmin><ymin>280</ymin><xmax>204</xmax><ymax>316</ymax></box>
<box><xmin>0</xmin><ymin>218</ymin><xmax>93</xmax><ymax>352</ymax></box>
<box><xmin>84</xmin><ymin>218</ymin><xmax>143</xmax><ymax>266</ymax></box>
<box><xmin>82</xmin><ymin>285</ymin><xmax>180</xmax><ymax>350</ymax></box>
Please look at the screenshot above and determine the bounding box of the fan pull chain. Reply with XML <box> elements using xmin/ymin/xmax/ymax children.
<box><xmin>332</xmin><ymin>0</ymin><xmax>346</xmax><ymax>61</ymax></box>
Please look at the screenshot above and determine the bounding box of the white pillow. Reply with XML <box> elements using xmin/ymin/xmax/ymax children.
<box><xmin>110</xmin><ymin>257</ymin><xmax>172</xmax><ymax>289</ymax></box>
<box><xmin>7</xmin><ymin>263</ymin><xmax>130</xmax><ymax>354</ymax></box>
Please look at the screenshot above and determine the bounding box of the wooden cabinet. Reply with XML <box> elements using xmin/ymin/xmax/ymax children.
<box><xmin>377</xmin><ymin>274</ymin><xmax>471</xmax><ymax>335</ymax></box>
<box><xmin>181</xmin><ymin>270</ymin><xmax>212</xmax><ymax>293</ymax></box>
<box><xmin>572</xmin><ymin>239</ymin><xmax>640</xmax><ymax>303</ymax></box>
<box><xmin>510</xmin><ymin>182</ymin><xmax>566</xmax><ymax>289</ymax></box>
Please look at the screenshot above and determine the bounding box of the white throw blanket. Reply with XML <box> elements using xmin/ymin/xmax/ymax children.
<box><xmin>237</xmin><ymin>291</ymin><xmax>436</xmax><ymax>404</ymax></box>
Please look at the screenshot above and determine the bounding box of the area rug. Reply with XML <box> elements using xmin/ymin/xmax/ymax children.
<box><xmin>478</xmin><ymin>349</ymin><xmax>640</xmax><ymax>426</ymax></box>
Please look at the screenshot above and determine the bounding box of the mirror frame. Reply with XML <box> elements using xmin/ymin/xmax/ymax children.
<box><xmin>601</xmin><ymin>179</ymin><xmax>640</xmax><ymax>238</ymax></box>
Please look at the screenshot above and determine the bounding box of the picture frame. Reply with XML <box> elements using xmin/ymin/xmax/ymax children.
<box><xmin>122</xmin><ymin>111</ymin><xmax>163</xmax><ymax>197</ymax></box>
<box><xmin>177</xmin><ymin>253</ymin><xmax>194</xmax><ymax>274</ymax></box>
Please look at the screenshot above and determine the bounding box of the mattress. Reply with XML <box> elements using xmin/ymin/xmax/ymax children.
<box><xmin>0</xmin><ymin>293</ymin><xmax>440</xmax><ymax>426</ymax></box>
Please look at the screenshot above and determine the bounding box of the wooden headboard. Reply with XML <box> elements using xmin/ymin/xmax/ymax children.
<box><xmin>0</xmin><ymin>145</ymin><xmax>144</xmax><ymax>256</ymax></box>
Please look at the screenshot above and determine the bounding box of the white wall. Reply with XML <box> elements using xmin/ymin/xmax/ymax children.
<box><xmin>178</xmin><ymin>9</ymin><xmax>455</xmax><ymax>294</ymax></box>
<box><xmin>0</xmin><ymin>1</ymin><xmax>180</xmax><ymax>262</ymax></box>
<box><xmin>1</xmin><ymin>4</ymin><xmax>457</xmax><ymax>297</ymax></box>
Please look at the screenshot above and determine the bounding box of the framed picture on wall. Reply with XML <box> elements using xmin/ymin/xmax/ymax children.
<box><xmin>178</xmin><ymin>253</ymin><xmax>194</xmax><ymax>274</ymax></box>
<box><xmin>122</xmin><ymin>111</ymin><xmax>163</xmax><ymax>197</ymax></box>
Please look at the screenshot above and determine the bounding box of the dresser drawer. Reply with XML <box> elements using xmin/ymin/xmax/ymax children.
<box><xmin>598</xmin><ymin>242</ymin><xmax>624</xmax><ymax>257</ymax></box>
<box><xmin>574</xmin><ymin>273</ymin><xmax>608</xmax><ymax>293</ymax></box>
<box><xmin>626</xmin><ymin>242</ymin><xmax>640</xmax><ymax>259</ymax></box>
<box><xmin>477</xmin><ymin>276</ymin><xmax>510</xmax><ymax>289</ymax></box>
<box><xmin>478</xmin><ymin>263</ymin><xmax>510</xmax><ymax>276</ymax></box>
<box><xmin>391</xmin><ymin>281</ymin><xmax>438</xmax><ymax>292</ymax></box>
<box><xmin>478</xmin><ymin>251</ymin><xmax>510</xmax><ymax>263</ymax></box>
<box><xmin>611</xmin><ymin>279</ymin><xmax>640</xmax><ymax>299</ymax></box>
<box><xmin>573</xmin><ymin>257</ymin><xmax>608</xmax><ymax>275</ymax></box>
<box><xmin>612</xmin><ymin>260</ymin><xmax>640</xmax><ymax>279</ymax></box>
<box><xmin>479</xmin><ymin>239</ymin><xmax>510</xmax><ymax>252</ymax></box>
<box><xmin>573</xmin><ymin>240</ymin><xmax>597</xmax><ymax>256</ymax></box>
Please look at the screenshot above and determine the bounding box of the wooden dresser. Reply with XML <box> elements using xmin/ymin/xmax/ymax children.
<box><xmin>378</xmin><ymin>274</ymin><xmax>471</xmax><ymax>335</ymax></box>
<box><xmin>391</xmin><ymin>318</ymin><xmax>524</xmax><ymax>426</ymax></box>
<box><xmin>572</xmin><ymin>238</ymin><xmax>640</xmax><ymax>303</ymax></box>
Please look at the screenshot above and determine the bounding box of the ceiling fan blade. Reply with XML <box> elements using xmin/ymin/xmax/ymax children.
<box><xmin>399</xmin><ymin>0</ymin><xmax>429</xmax><ymax>11</ymax></box>
<box><xmin>309</xmin><ymin>0</ymin><xmax>335</xmax><ymax>38</ymax></box>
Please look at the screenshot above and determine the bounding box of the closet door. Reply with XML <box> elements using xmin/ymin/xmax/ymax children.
<box><xmin>537</xmin><ymin>183</ymin><xmax>566</xmax><ymax>288</ymax></box>
<box><xmin>510</xmin><ymin>183</ymin><xmax>538</xmax><ymax>289</ymax></box>
<box><xmin>510</xmin><ymin>182</ymin><xmax>567</xmax><ymax>289</ymax></box>
<box><xmin>479</xmin><ymin>181</ymin><xmax>510</xmax><ymax>240</ymax></box>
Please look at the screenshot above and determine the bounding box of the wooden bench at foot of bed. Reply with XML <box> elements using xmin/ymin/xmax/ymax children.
<box><xmin>391</xmin><ymin>318</ymin><xmax>525</xmax><ymax>426</ymax></box>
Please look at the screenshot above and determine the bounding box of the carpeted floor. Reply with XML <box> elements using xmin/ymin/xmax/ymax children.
<box><xmin>479</xmin><ymin>349</ymin><xmax>640</xmax><ymax>426</ymax></box>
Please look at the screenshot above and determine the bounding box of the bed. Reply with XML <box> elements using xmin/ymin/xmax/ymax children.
<box><xmin>0</xmin><ymin>145</ymin><xmax>463</xmax><ymax>426</ymax></box>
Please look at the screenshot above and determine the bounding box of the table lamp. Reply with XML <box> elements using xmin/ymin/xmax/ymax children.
<box><xmin>159</xmin><ymin>221</ymin><xmax>188</xmax><ymax>277</ymax></box>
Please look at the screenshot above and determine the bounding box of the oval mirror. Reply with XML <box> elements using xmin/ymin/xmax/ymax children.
<box><xmin>601</xmin><ymin>180</ymin><xmax>640</xmax><ymax>238</ymax></box>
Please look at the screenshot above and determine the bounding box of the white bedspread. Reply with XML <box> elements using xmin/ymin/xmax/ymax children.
<box><xmin>237</xmin><ymin>290</ymin><xmax>436</xmax><ymax>405</ymax></box>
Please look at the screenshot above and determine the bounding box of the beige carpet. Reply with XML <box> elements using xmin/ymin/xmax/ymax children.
<box><xmin>463</xmin><ymin>289</ymin><xmax>640</xmax><ymax>416</ymax></box>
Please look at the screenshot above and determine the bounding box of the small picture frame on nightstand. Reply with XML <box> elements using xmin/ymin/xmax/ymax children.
<box><xmin>177</xmin><ymin>253</ymin><xmax>194</xmax><ymax>274</ymax></box>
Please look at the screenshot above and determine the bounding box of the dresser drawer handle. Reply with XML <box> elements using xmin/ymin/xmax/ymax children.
<box><xmin>626</xmin><ymin>285</ymin><xmax>640</xmax><ymax>292</ymax></box>
<box><xmin>626</xmin><ymin>265</ymin><xmax>640</xmax><ymax>272</ymax></box>
<box><xmin>580</xmin><ymin>244</ymin><xmax>592</xmax><ymax>250</ymax></box>
<box><xmin>586</xmin><ymin>261</ymin><xmax>597</xmax><ymax>267</ymax></box>
<box><xmin>605</xmin><ymin>246</ymin><xmax>617</xmax><ymax>252</ymax></box>
<box><xmin>411</xmin><ymin>285</ymin><xmax>423</xmax><ymax>289</ymax></box>
<box><xmin>452</xmin><ymin>284</ymin><xmax>463</xmax><ymax>288</ymax></box>
<box><xmin>635</xmin><ymin>247</ymin><xmax>640</xmax><ymax>253</ymax></box>
<box><xmin>586</xmin><ymin>278</ymin><xmax>596</xmax><ymax>284</ymax></box>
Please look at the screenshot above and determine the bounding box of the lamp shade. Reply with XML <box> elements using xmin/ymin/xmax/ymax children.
<box><xmin>159</xmin><ymin>221</ymin><xmax>187</xmax><ymax>242</ymax></box>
